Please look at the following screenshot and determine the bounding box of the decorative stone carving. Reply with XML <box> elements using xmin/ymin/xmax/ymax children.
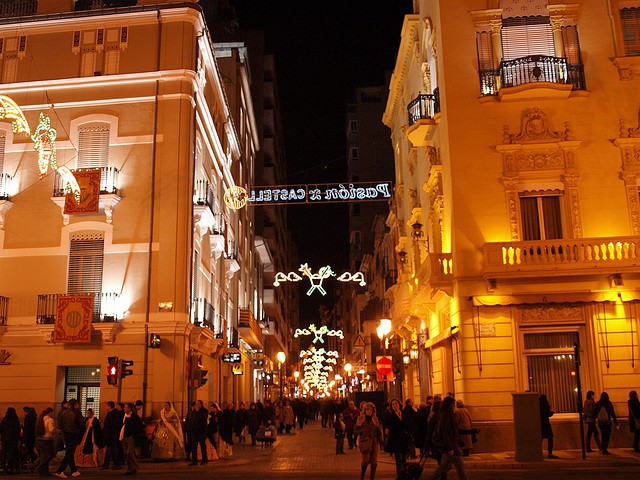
<box><xmin>103</xmin><ymin>322</ymin><xmax>124</xmax><ymax>344</ymax></box>
<box><xmin>0</xmin><ymin>200</ymin><xmax>12</xmax><ymax>230</ymax></box>
<box><xmin>520</xmin><ymin>304</ymin><xmax>583</xmax><ymax>323</ymax></box>
<box><xmin>421</xmin><ymin>62</ymin><xmax>431</xmax><ymax>93</ymax></box>
<box><xmin>407</xmin><ymin>148</ymin><xmax>417</xmax><ymax>175</ymax></box>
<box><xmin>426</xmin><ymin>146</ymin><xmax>441</xmax><ymax>166</ymax></box>
<box><xmin>504</xmin><ymin>107</ymin><xmax>568</xmax><ymax>144</ymax></box>
<box><xmin>407</xmin><ymin>189</ymin><xmax>419</xmax><ymax>209</ymax></box>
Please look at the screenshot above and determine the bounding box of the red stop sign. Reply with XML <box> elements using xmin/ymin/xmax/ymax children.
<box><xmin>376</xmin><ymin>356</ymin><xmax>393</xmax><ymax>376</ymax></box>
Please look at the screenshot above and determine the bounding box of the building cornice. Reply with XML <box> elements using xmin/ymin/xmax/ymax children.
<box><xmin>383</xmin><ymin>14</ymin><xmax>420</xmax><ymax>128</ymax></box>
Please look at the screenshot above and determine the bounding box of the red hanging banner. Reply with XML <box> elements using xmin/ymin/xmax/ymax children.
<box><xmin>54</xmin><ymin>294</ymin><xmax>94</xmax><ymax>343</ymax></box>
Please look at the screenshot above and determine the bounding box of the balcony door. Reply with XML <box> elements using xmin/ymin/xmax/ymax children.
<box><xmin>519</xmin><ymin>193</ymin><xmax>563</xmax><ymax>241</ymax></box>
<box><xmin>78</xmin><ymin>123</ymin><xmax>110</xmax><ymax>190</ymax></box>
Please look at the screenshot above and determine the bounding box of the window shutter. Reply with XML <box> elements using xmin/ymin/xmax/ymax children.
<box><xmin>104</xmin><ymin>46</ymin><xmax>119</xmax><ymax>75</ymax></box>
<box><xmin>2</xmin><ymin>55</ymin><xmax>18</xmax><ymax>84</ymax></box>
<box><xmin>561</xmin><ymin>25</ymin><xmax>582</xmax><ymax>64</ymax></box>
<box><xmin>502</xmin><ymin>16</ymin><xmax>555</xmax><ymax>60</ymax></box>
<box><xmin>621</xmin><ymin>8</ymin><xmax>640</xmax><ymax>56</ymax></box>
<box><xmin>68</xmin><ymin>236</ymin><xmax>104</xmax><ymax>317</ymax></box>
<box><xmin>78</xmin><ymin>125</ymin><xmax>110</xmax><ymax>169</ymax></box>
<box><xmin>476</xmin><ymin>31</ymin><xmax>495</xmax><ymax>70</ymax></box>
<box><xmin>80</xmin><ymin>48</ymin><xmax>96</xmax><ymax>77</ymax></box>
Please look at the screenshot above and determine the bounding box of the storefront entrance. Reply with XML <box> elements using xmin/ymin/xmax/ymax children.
<box><xmin>65</xmin><ymin>365</ymin><xmax>101</xmax><ymax>417</ymax></box>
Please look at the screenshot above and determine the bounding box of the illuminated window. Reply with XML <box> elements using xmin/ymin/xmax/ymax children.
<box><xmin>621</xmin><ymin>7</ymin><xmax>640</xmax><ymax>56</ymax></box>
<box><xmin>519</xmin><ymin>193</ymin><xmax>563</xmax><ymax>241</ymax></box>
<box><xmin>523</xmin><ymin>331</ymin><xmax>580</xmax><ymax>413</ymax></box>
<box><xmin>68</xmin><ymin>235</ymin><xmax>104</xmax><ymax>321</ymax></box>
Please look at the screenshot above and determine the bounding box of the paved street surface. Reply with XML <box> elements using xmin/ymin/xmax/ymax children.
<box><xmin>6</xmin><ymin>421</ymin><xmax>640</xmax><ymax>479</ymax></box>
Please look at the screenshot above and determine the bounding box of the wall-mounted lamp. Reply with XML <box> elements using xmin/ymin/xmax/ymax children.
<box><xmin>398</xmin><ymin>250</ymin><xmax>408</xmax><ymax>264</ymax></box>
<box><xmin>158</xmin><ymin>302</ymin><xmax>173</xmax><ymax>312</ymax></box>
<box><xmin>609</xmin><ymin>274</ymin><xmax>623</xmax><ymax>288</ymax></box>
<box><xmin>402</xmin><ymin>352</ymin><xmax>411</xmax><ymax>365</ymax></box>
<box><xmin>411</xmin><ymin>221</ymin><xmax>429</xmax><ymax>249</ymax></box>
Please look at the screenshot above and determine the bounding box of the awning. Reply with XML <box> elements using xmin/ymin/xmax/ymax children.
<box><xmin>472</xmin><ymin>291</ymin><xmax>640</xmax><ymax>306</ymax></box>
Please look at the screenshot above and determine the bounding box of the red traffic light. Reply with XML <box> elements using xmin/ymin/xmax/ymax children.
<box><xmin>107</xmin><ymin>356</ymin><xmax>119</xmax><ymax>386</ymax></box>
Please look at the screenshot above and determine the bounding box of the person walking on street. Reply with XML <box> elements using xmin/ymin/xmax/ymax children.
<box><xmin>234</xmin><ymin>402</ymin><xmax>248</xmax><ymax>443</ymax></box>
<box><xmin>343</xmin><ymin>401</ymin><xmax>360</xmax><ymax>449</ymax></box>
<box><xmin>102</xmin><ymin>401</ymin><xmax>123</xmax><ymax>470</ymax></box>
<box><xmin>402</xmin><ymin>399</ymin><xmax>418</xmax><ymax>458</ymax></box>
<box><xmin>0</xmin><ymin>407</ymin><xmax>22</xmax><ymax>475</ymax></box>
<box><xmin>596</xmin><ymin>391</ymin><xmax>619</xmax><ymax>455</ymax></box>
<box><xmin>183</xmin><ymin>402</ymin><xmax>196</xmax><ymax>461</ymax></box>
<box><xmin>627</xmin><ymin>390</ymin><xmax>640</xmax><ymax>453</ymax></box>
<box><xmin>584</xmin><ymin>391</ymin><xmax>601</xmax><ymax>453</ymax></box>
<box><xmin>23</xmin><ymin>406</ymin><xmax>37</xmax><ymax>464</ymax></box>
<box><xmin>355</xmin><ymin>403</ymin><xmax>383</xmax><ymax>480</ymax></box>
<box><xmin>335</xmin><ymin>412</ymin><xmax>346</xmax><ymax>454</ymax></box>
<box><xmin>34</xmin><ymin>407</ymin><xmax>58</xmax><ymax>477</ymax></box>
<box><xmin>384</xmin><ymin>398</ymin><xmax>411</xmax><ymax>476</ymax></box>
<box><xmin>55</xmin><ymin>398</ymin><xmax>84</xmax><ymax>478</ymax></box>
<box><xmin>539</xmin><ymin>394</ymin><xmax>558</xmax><ymax>458</ymax></box>
<box><xmin>428</xmin><ymin>396</ymin><xmax>469</xmax><ymax>480</ymax></box>
<box><xmin>455</xmin><ymin>399</ymin><xmax>474</xmax><ymax>456</ymax></box>
<box><xmin>284</xmin><ymin>400</ymin><xmax>295</xmax><ymax>434</ymax></box>
<box><xmin>246</xmin><ymin>403</ymin><xmax>260</xmax><ymax>446</ymax></box>
<box><xmin>189</xmin><ymin>400</ymin><xmax>208</xmax><ymax>465</ymax></box>
<box><xmin>120</xmin><ymin>402</ymin><xmax>144</xmax><ymax>475</ymax></box>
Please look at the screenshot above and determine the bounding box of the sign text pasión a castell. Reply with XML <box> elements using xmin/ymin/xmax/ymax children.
<box><xmin>247</xmin><ymin>181</ymin><xmax>392</xmax><ymax>206</ymax></box>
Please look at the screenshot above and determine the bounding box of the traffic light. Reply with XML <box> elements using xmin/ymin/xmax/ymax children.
<box><xmin>107</xmin><ymin>356</ymin><xmax>119</xmax><ymax>386</ymax></box>
<box><xmin>190</xmin><ymin>354</ymin><xmax>208</xmax><ymax>388</ymax></box>
<box><xmin>120</xmin><ymin>359</ymin><xmax>134</xmax><ymax>378</ymax></box>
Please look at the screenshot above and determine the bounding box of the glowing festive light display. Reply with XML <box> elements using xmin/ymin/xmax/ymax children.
<box><xmin>223</xmin><ymin>185</ymin><xmax>248</xmax><ymax>210</ymax></box>
<box><xmin>294</xmin><ymin>323</ymin><xmax>344</xmax><ymax>343</ymax></box>
<box><xmin>31</xmin><ymin>113</ymin><xmax>80</xmax><ymax>203</ymax></box>
<box><xmin>274</xmin><ymin>263</ymin><xmax>366</xmax><ymax>296</ymax></box>
<box><xmin>0</xmin><ymin>95</ymin><xmax>31</xmax><ymax>136</ymax></box>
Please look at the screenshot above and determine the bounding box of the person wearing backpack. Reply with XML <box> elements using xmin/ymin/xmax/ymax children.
<box><xmin>595</xmin><ymin>391</ymin><xmax>618</xmax><ymax>455</ymax></box>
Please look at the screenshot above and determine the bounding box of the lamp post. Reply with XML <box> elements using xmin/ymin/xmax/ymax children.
<box><xmin>377</xmin><ymin>318</ymin><xmax>392</xmax><ymax>400</ymax></box>
<box><xmin>277</xmin><ymin>351</ymin><xmax>286</xmax><ymax>400</ymax></box>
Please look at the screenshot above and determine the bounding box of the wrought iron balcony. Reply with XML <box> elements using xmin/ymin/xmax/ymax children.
<box><xmin>0</xmin><ymin>0</ymin><xmax>37</xmax><ymax>18</ymax></box>
<box><xmin>0</xmin><ymin>173</ymin><xmax>13</xmax><ymax>200</ymax></box>
<box><xmin>36</xmin><ymin>292</ymin><xmax>121</xmax><ymax>324</ymax></box>
<box><xmin>191</xmin><ymin>297</ymin><xmax>219</xmax><ymax>333</ymax></box>
<box><xmin>194</xmin><ymin>179</ymin><xmax>214</xmax><ymax>209</ymax></box>
<box><xmin>0</xmin><ymin>295</ymin><xmax>8</xmax><ymax>325</ymax></box>
<box><xmin>407</xmin><ymin>89</ymin><xmax>440</xmax><ymax>126</ymax></box>
<box><xmin>484</xmin><ymin>236</ymin><xmax>640</xmax><ymax>278</ymax></box>
<box><xmin>53</xmin><ymin>167</ymin><xmax>119</xmax><ymax>197</ymax></box>
<box><xmin>74</xmin><ymin>0</ymin><xmax>137</xmax><ymax>11</ymax></box>
<box><xmin>480</xmin><ymin>56</ymin><xmax>585</xmax><ymax>96</ymax></box>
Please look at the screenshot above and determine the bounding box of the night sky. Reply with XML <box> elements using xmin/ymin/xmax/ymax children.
<box><xmin>228</xmin><ymin>0</ymin><xmax>413</xmax><ymax>321</ymax></box>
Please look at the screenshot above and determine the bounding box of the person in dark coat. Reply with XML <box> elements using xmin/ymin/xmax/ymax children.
<box><xmin>206</xmin><ymin>403</ymin><xmax>219</xmax><ymax>450</ymax></box>
<box><xmin>121</xmin><ymin>402</ymin><xmax>144</xmax><ymax>475</ymax></box>
<box><xmin>428</xmin><ymin>397</ymin><xmax>468</xmax><ymax>480</ymax></box>
<box><xmin>262</xmin><ymin>399</ymin><xmax>276</xmax><ymax>425</ymax></box>
<box><xmin>402</xmin><ymin>398</ymin><xmax>418</xmax><ymax>458</ymax></box>
<box><xmin>342</xmin><ymin>400</ymin><xmax>360</xmax><ymax>449</ymax></box>
<box><xmin>416</xmin><ymin>403</ymin><xmax>430</xmax><ymax>456</ymax></box>
<box><xmin>22</xmin><ymin>406</ymin><xmax>37</xmax><ymax>463</ymax></box>
<box><xmin>102</xmin><ymin>401</ymin><xmax>123</xmax><ymax>469</ymax></box>
<box><xmin>583</xmin><ymin>390</ymin><xmax>601</xmax><ymax>453</ymax></box>
<box><xmin>188</xmin><ymin>400</ymin><xmax>208</xmax><ymax>465</ymax></box>
<box><xmin>233</xmin><ymin>402</ymin><xmax>247</xmax><ymax>443</ymax></box>
<box><xmin>0</xmin><ymin>407</ymin><xmax>21</xmax><ymax>474</ymax></box>
<box><xmin>183</xmin><ymin>402</ymin><xmax>196</xmax><ymax>461</ymax></box>
<box><xmin>629</xmin><ymin>390</ymin><xmax>640</xmax><ymax>453</ymax></box>
<box><xmin>539</xmin><ymin>394</ymin><xmax>558</xmax><ymax>458</ymax></box>
<box><xmin>383</xmin><ymin>398</ymin><xmax>410</xmax><ymax>476</ymax></box>
<box><xmin>595</xmin><ymin>391</ymin><xmax>618</xmax><ymax>455</ymax></box>
<box><xmin>220</xmin><ymin>402</ymin><xmax>236</xmax><ymax>446</ymax></box>
<box><xmin>425</xmin><ymin>399</ymin><xmax>445</xmax><ymax>478</ymax></box>
<box><xmin>55</xmin><ymin>398</ymin><xmax>85</xmax><ymax>477</ymax></box>
<box><xmin>246</xmin><ymin>403</ymin><xmax>260</xmax><ymax>446</ymax></box>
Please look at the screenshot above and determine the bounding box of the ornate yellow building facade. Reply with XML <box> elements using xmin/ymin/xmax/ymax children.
<box><xmin>0</xmin><ymin>0</ymin><xmax>267</xmax><ymax>419</ymax></box>
<box><xmin>384</xmin><ymin>0</ymin><xmax>640</xmax><ymax>450</ymax></box>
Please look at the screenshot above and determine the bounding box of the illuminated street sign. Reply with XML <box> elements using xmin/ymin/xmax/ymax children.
<box><xmin>224</xmin><ymin>181</ymin><xmax>392</xmax><ymax>209</ymax></box>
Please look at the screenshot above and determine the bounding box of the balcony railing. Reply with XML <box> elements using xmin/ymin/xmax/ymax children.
<box><xmin>0</xmin><ymin>295</ymin><xmax>8</xmax><ymax>325</ymax></box>
<box><xmin>191</xmin><ymin>297</ymin><xmax>221</xmax><ymax>335</ymax></box>
<box><xmin>53</xmin><ymin>167</ymin><xmax>119</xmax><ymax>197</ymax></box>
<box><xmin>480</xmin><ymin>56</ymin><xmax>585</xmax><ymax>96</ymax></box>
<box><xmin>484</xmin><ymin>237</ymin><xmax>640</xmax><ymax>277</ymax></box>
<box><xmin>0</xmin><ymin>0</ymin><xmax>37</xmax><ymax>18</ymax></box>
<box><xmin>36</xmin><ymin>292</ymin><xmax>121</xmax><ymax>324</ymax></box>
<box><xmin>74</xmin><ymin>0</ymin><xmax>137</xmax><ymax>11</ymax></box>
<box><xmin>0</xmin><ymin>173</ymin><xmax>13</xmax><ymax>200</ymax></box>
<box><xmin>194</xmin><ymin>180</ymin><xmax>214</xmax><ymax>209</ymax></box>
<box><xmin>407</xmin><ymin>89</ymin><xmax>440</xmax><ymax>126</ymax></box>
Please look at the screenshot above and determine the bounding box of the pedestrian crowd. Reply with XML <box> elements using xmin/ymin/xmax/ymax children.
<box><xmin>0</xmin><ymin>396</ymin><xmax>318</xmax><ymax>477</ymax></box>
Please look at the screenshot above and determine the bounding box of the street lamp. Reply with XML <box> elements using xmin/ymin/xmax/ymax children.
<box><xmin>277</xmin><ymin>351</ymin><xmax>286</xmax><ymax>400</ymax></box>
<box><xmin>377</xmin><ymin>318</ymin><xmax>392</xmax><ymax>400</ymax></box>
<box><xmin>293</xmin><ymin>370</ymin><xmax>300</xmax><ymax>397</ymax></box>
